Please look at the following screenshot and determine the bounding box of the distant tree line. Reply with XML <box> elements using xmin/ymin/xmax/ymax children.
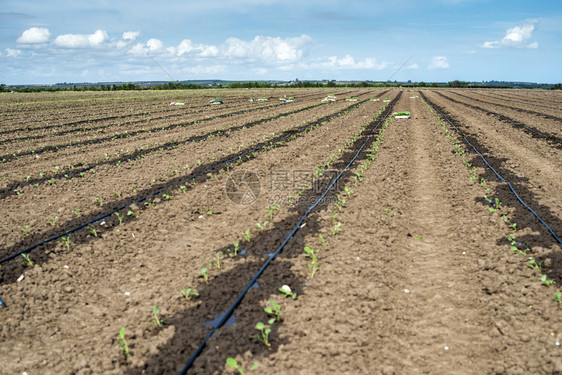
<box><xmin>2</xmin><ymin>81</ymin><xmax>559</xmax><ymax>93</ymax></box>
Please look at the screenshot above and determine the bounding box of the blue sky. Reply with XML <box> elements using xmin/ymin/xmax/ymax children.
<box><xmin>1</xmin><ymin>0</ymin><xmax>560</xmax><ymax>84</ymax></box>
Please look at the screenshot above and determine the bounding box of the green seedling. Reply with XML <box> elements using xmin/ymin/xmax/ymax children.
<box><xmin>149</xmin><ymin>305</ymin><xmax>167</xmax><ymax>328</ymax></box>
<box><xmin>528</xmin><ymin>258</ymin><xmax>542</xmax><ymax>271</ymax></box>
<box><xmin>88</xmin><ymin>225</ymin><xmax>98</xmax><ymax>237</ymax></box>
<box><xmin>335</xmin><ymin>195</ymin><xmax>346</xmax><ymax>211</ymax></box>
<box><xmin>343</xmin><ymin>187</ymin><xmax>353</xmax><ymax>197</ymax></box>
<box><xmin>315</xmin><ymin>234</ymin><xmax>327</xmax><ymax>247</ymax></box>
<box><xmin>279</xmin><ymin>285</ymin><xmax>297</xmax><ymax>299</ymax></box>
<box><xmin>58</xmin><ymin>235</ymin><xmax>71</xmax><ymax>250</ymax></box>
<box><xmin>198</xmin><ymin>266</ymin><xmax>209</xmax><ymax>283</ymax></box>
<box><xmin>226</xmin><ymin>358</ymin><xmax>258</xmax><ymax>375</ymax></box>
<box><xmin>264</xmin><ymin>301</ymin><xmax>281</xmax><ymax>324</ymax></box>
<box><xmin>251</xmin><ymin>322</ymin><xmax>271</xmax><ymax>347</ymax></box>
<box><xmin>95</xmin><ymin>196</ymin><xmax>104</xmax><ymax>206</ymax></box>
<box><xmin>162</xmin><ymin>193</ymin><xmax>172</xmax><ymax>200</ymax></box>
<box><xmin>265</xmin><ymin>204</ymin><xmax>281</xmax><ymax>221</ymax></box>
<box><xmin>21</xmin><ymin>225</ymin><xmax>30</xmax><ymax>236</ymax></box>
<box><xmin>47</xmin><ymin>216</ymin><xmax>58</xmax><ymax>226</ymax></box>
<box><xmin>127</xmin><ymin>210</ymin><xmax>139</xmax><ymax>219</ymax></box>
<box><xmin>21</xmin><ymin>253</ymin><xmax>34</xmax><ymax>268</ymax></box>
<box><xmin>72</xmin><ymin>205</ymin><xmax>81</xmax><ymax>215</ymax></box>
<box><xmin>255</xmin><ymin>221</ymin><xmax>269</xmax><ymax>230</ymax></box>
<box><xmin>244</xmin><ymin>230</ymin><xmax>251</xmax><ymax>242</ymax></box>
<box><xmin>304</xmin><ymin>246</ymin><xmax>322</xmax><ymax>278</ymax></box>
<box><xmin>233</xmin><ymin>242</ymin><xmax>240</xmax><ymax>255</ymax></box>
<box><xmin>115</xmin><ymin>212</ymin><xmax>125</xmax><ymax>224</ymax></box>
<box><xmin>180</xmin><ymin>288</ymin><xmax>199</xmax><ymax>301</ymax></box>
<box><xmin>332</xmin><ymin>222</ymin><xmax>342</xmax><ymax>236</ymax></box>
<box><xmin>488</xmin><ymin>198</ymin><xmax>502</xmax><ymax>212</ymax></box>
<box><xmin>541</xmin><ymin>274</ymin><xmax>555</xmax><ymax>287</ymax></box>
<box><xmin>552</xmin><ymin>292</ymin><xmax>562</xmax><ymax>308</ymax></box>
<box><xmin>180</xmin><ymin>185</ymin><xmax>187</xmax><ymax>193</ymax></box>
<box><xmin>215</xmin><ymin>251</ymin><xmax>222</xmax><ymax>269</ymax></box>
<box><xmin>117</xmin><ymin>327</ymin><xmax>130</xmax><ymax>357</ymax></box>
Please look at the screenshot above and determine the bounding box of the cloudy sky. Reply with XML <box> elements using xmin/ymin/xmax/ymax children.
<box><xmin>1</xmin><ymin>0</ymin><xmax>560</xmax><ymax>84</ymax></box>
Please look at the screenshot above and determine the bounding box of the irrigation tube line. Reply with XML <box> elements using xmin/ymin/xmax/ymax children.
<box><xmin>438</xmin><ymin>92</ymin><xmax>562</xmax><ymax>144</ymax></box>
<box><xmin>177</xmin><ymin>95</ymin><xmax>398</xmax><ymax>374</ymax></box>
<box><xmin>0</xmin><ymin>96</ymin><xmax>379</xmax><ymax>265</ymax></box>
<box><xmin>421</xmin><ymin>93</ymin><xmax>562</xmax><ymax>245</ymax></box>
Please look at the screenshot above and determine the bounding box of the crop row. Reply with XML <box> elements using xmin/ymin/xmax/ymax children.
<box><xmin>433</xmin><ymin>91</ymin><xmax>562</xmax><ymax>145</ymax></box>
<box><xmin>0</xmin><ymin>92</ymin><xmax>389</xmax><ymax>265</ymax></box>
<box><xmin>0</xmin><ymin>90</ymin><xmax>341</xmax><ymax>145</ymax></box>
<box><xmin>0</xmin><ymin>93</ymin><xmax>384</xmax><ymax>198</ymax></box>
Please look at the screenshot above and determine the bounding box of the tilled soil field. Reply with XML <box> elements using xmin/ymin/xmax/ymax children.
<box><xmin>0</xmin><ymin>88</ymin><xmax>561</xmax><ymax>375</ymax></box>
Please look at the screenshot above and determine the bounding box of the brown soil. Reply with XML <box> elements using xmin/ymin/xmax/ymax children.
<box><xmin>0</xmin><ymin>88</ymin><xmax>560</xmax><ymax>375</ymax></box>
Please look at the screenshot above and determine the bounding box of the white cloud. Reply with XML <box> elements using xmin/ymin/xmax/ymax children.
<box><xmin>482</xmin><ymin>20</ymin><xmax>538</xmax><ymax>49</ymax></box>
<box><xmin>170</xmin><ymin>39</ymin><xmax>218</xmax><ymax>57</ymax></box>
<box><xmin>406</xmin><ymin>63</ymin><xmax>419</xmax><ymax>69</ymax></box>
<box><xmin>146</xmin><ymin>38</ymin><xmax>164</xmax><ymax>51</ymax></box>
<box><xmin>314</xmin><ymin>54</ymin><xmax>387</xmax><ymax>70</ymax></box>
<box><xmin>54</xmin><ymin>30</ymin><xmax>109</xmax><ymax>48</ymax></box>
<box><xmin>5</xmin><ymin>48</ymin><xmax>22</xmax><ymax>57</ymax></box>
<box><xmin>17</xmin><ymin>27</ymin><xmax>51</xmax><ymax>44</ymax></box>
<box><xmin>223</xmin><ymin>35</ymin><xmax>313</xmax><ymax>64</ymax></box>
<box><xmin>122</xmin><ymin>31</ymin><xmax>141</xmax><ymax>41</ymax></box>
<box><xmin>428</xmin><ymin>56</ymin><xmax>449</xmax><ymax>69</ymax></box>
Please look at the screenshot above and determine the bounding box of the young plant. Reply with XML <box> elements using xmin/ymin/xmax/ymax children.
<box><xmin>21</xmin><ymin>253</ymin><xmax>34</xmax><ymax>268</ymax></box>
<box><xmin>149</xmin><ymin>305</ymin><xmax>167</xmax><ymax>328</ymax></box>
<box><xmin>332</xmin><ymin>222</ymin><xmax>342</xmax><ymax>236</ymax></box>
<box><xmin>265</xmin><ymin>204</ymin><xmax>281</xmax><ymax>221</ymax></box>
<box><xmin>244</xmin><ymin>230</ymin><xmax>251</xmax><ymax>242</ymax></box>
<box><xmin>198</xmin><ymin>266</ymin><xmax>209</xmax><ymax>283</ymax></box>
<box><xmin>21</xmin><ymin>225</ymin><xmax>30</xmax><ymax>236</ymax></box>
<box><xmin>304</xmin><ymin>246</ymin><xmax>322</xmax><ymax>278</ymax></box>
<box><xmin>279</xmin><ymin>285</ymin><xmax>297</xmax><ymax>299</ymax></box>
<box><xmin>215</xmin><ymin>251</ymin><xmax>222</xmax><ymax>269</ymax></box>
<box><xmin>180</xmin><ymin>288</ymin><xmax>199</xmax><ymax>301</ymax></box>
<box><xmin>47</xmin><ymin>216</ymin><xmax>58</xmax><ymax>227</ymax></box>
<box><xmin>251</xmin><ymin>322</ymin><xmax>271</xmax><ymax>347</ymax></box>
<box><xmin>117</xmin><ymin>327</ymin><xmax>130</xmax><ymax>357</ymax></box>
<box><xmin>127</xmin><ymin>210</ymin><xmax>139</xmax><ymax>219</ymax></box>
<box><xmin>541</xmin><ymin>274</ymin><xmax>555</xmax><ymax>287</ymax></box>
<box><xmin>58</xmin><ymin>235</ymin><xmax>71</xmax><ymax>251</ymax></box>
<box><xmin>528</xmin><ymin>258</ymin><xmax>542</xmax><ymax>271</ymax></box>
<box><xmin>226</xmin><ymin>358</ymin><xmax>258</xmax><ymax>375</ymax></box>
<box><xmin>315</xmin><ymin>234</ymin><xmax>327</xmax><ymax>247</ymax></box>
<box><xmin>115</xmin><ymin>212</ymin><xmax>125</xmax><ymax>224</ymax></box>
<box><xmin>233</xmin><ymin>241</ymin><xmax>240</xmax><ymax>256</ymax></box>
<box><xmin>95</xmin><ymin>196</ymin><xmax>104</xmax><ymax>206</ymax></box>
<box><xmin>88</xmin><ymin>225</ymin><xmax>98</xmax><ymax>237</ymax></box>
<box><xmin>264</xmin><ymin>301</ymin><xmax>281</xmax><ymax>324</ymax></box>
<box><xmin>552</xmin><ymin>292</ymin><xmax>562</xmax><ymax>308</ymax></box>
<box><xmin>255</xmin><ymin>221</ymin><xmax>269</xmax><ymax>230</ymax></box>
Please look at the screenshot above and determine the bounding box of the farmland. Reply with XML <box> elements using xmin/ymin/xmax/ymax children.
<box><xmin>0</xmin><ymin>87</ymin><xmax>561</xmax><ymax>374</ymax></box>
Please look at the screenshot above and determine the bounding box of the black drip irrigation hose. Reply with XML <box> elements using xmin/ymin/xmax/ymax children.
<box><xmin>0</xmin><ymin>95</ymin><xmax>382</xmax><ymax>265</ymax></box>
<box><xmin>0</xmin><ymin>101</ymin><xmax>331</xmax><ymax>198</ymax></box>
<box><xmin>447</xmin><ymin>90</ymin><xmax>562</xmax><ymax>122</ymax></box>
<box><xmin>420</xmin><ymin>92</ymin><xmax>562</xmax><ymax>244</ymax></box>
<box><xmin>177</xmin><ymin>93</ymin><xmax>400</xmax><ymax>374</ymax></box>
<box><xmin>436</xmin><ymin>91</ymin><xmax>562</xmax><ymax>145</ymax></box>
